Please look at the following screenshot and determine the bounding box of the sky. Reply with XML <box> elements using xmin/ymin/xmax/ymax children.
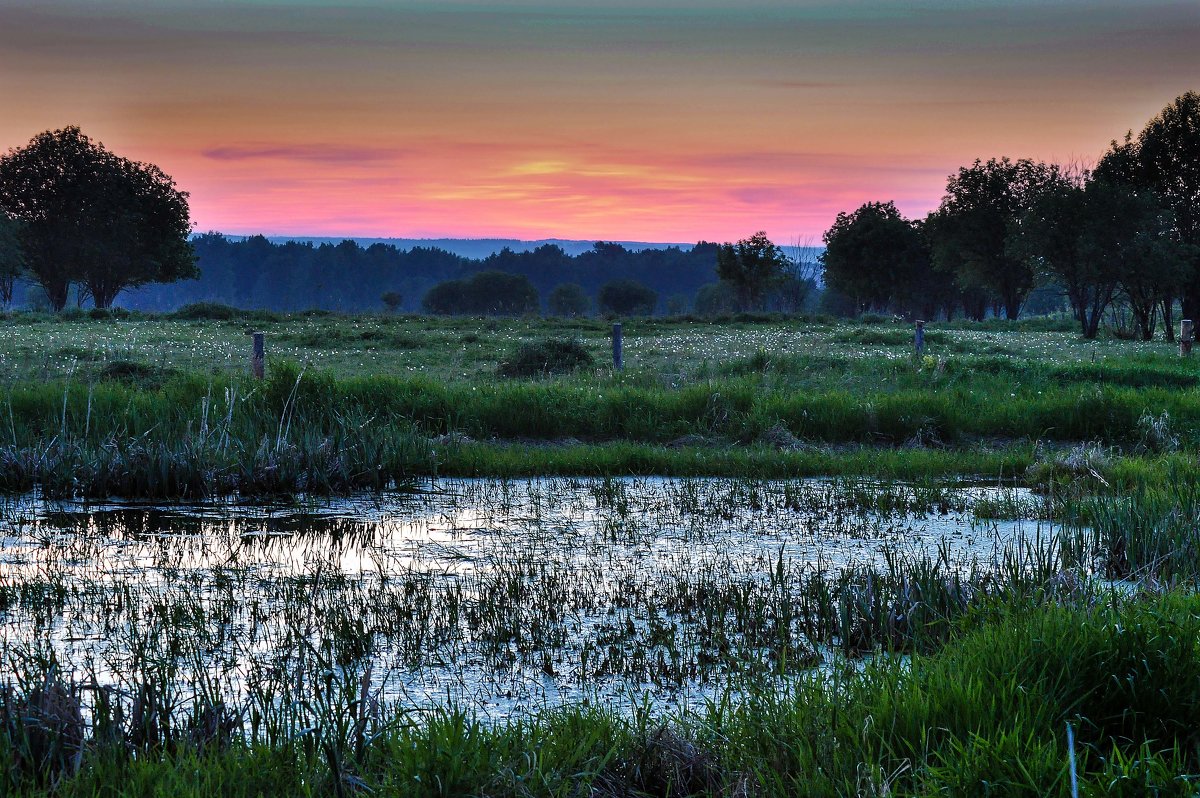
<box><xmin>0</xmin><ymin>0</ymin><xmax>1197</xmax><ymax>243</ymax></box>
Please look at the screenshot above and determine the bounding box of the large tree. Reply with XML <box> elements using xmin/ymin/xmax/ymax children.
<box><xmin>821</xmin><ymin>201</ymin><xmax>930</xmax><ymax>315</ymax></box>
<box><xmin>930</xmin><ymin>157</ymin><xmax>1059</xmax><ymax>320</ymax></box>
<box><xmin>0</xmin><ymin>126</ymin><xmax>196</xmax><ymax>309</ymax></box>
<box><xmin>1130</xmin><ymin>92</ymin><xmax>1200</xmax><ymax>322</ymax></box>
<box><xmin>715</xmin><ymin>231</ymin><xmax>790</xmax><ymax>311</ymax></box>
<box><xmin>1009</xmin><ymin>172</ymin><xmax>1122</xmax><ymax>338</ymax></box>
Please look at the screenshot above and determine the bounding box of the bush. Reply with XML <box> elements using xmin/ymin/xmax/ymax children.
<box><xmin>171</xmin><ymin>302</ymin><xmax>239</xmax><ymax>320</ymax></box>
<box><xmin>497</xmin><ymin>338</ymin><xmax>595</xmax><ymax>378</ymax></box>
<box><xmin>424</xmin><ymin>271</ymin><xmax>539</xmax><ymax>316</ymax></box>
<box><xmin>598</xmin><ymin>279</ymin><xmax>657</xmax><ymax>316</ymax></box>
<box><xmin>98</xmin><ymin>360</ymin><xmax>178</xmax><ymax>388</ymax></box>
<box><xmin>88</xmin><ymin>307</ymin><xmax>131</xmax><ymax>321</ymax></box>
<box><xmin>548</xmin><ymin>283</ymin><xmax>590</xmax><ymax>317</ymax></box>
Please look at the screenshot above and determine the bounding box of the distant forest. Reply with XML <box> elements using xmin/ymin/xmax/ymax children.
<box><xmin>111</xmin><ymin>235</ymin><xmax>734</xmax><ymax>314</ymax></box>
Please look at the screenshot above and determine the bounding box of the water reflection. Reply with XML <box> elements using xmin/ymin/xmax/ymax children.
<box><xmin>0</xmin><ymin>477</ymin><xmax>1053</xmax><ymax>718</ymax></box>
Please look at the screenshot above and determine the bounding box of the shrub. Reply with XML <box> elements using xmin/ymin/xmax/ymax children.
<box><xmin>497</xmin><ymin>338</ymin><xmax>595</xmax><ymax>378</ymax></box>
<box><xmin>598</xmin><ymin>279</ymin><xmax>657</xmax><ymax>316</ymax></box>
<box><xmin>548</xmin><ymin>283</ymin><xmax>590</xmax><ymax>317</ymax></box>
<box><xmin>88</xmin><ymin>307</ymin><xmax>131</xmax><ymax>321</ymax></box>
<box><xmin>98</xmin><ymin>360</ymin><xmax>178</xmax><ymax>388</ymax></box>
<box><xmin>424</xmin><ymin>271</ymin><xmax>539</xmax><ymax>316</ymax></box>
<box><xmin>694</xmin><ymin>282</ymin><xmax>737</xmax><ymax>316</ymax></box>
<box><xmin>171</xmin><ymin>302</ymin><xmax>239</xmax><ymax>320</ymax></box>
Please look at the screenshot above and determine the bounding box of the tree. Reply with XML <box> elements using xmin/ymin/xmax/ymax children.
<box><xmin>422</xmin><ymin>279</ymin><xmax>468</xmax><ymax>315</ymax></box>
<box><xmin>715</xmin><ymin>231</ymin><xmax>790</xmax><ymax>310</ymax></box>
<box><xmin>422</xmin><ymin>271</ymin><xmax>539</xmax><ymax>315</ymax></box>
<box><xmin>0</xmin><ymin>126</ymin><xmax>196</xmax><ymax>309</ymax></box>
<box><xmin>929</xmin><ymin>157</ymin><xmax>1059</xmax><ymax>320</ymax></box>
<box><xmin>548</xmin><ymin>283</ymin><xmax>589</xmax><ymax>317</ymax></box>
<box><xmin>381</xmin><ymin>291</ymin><xmax>403</xmax><ymax>313</ymax></box>
<box><xmin>598</xmin><ymin>279</ymin><xmax>657</xmax><ymax>316</ymax></box>
<box><xmin>466</xmin><ymin>270</ymin><xmax>539</xmax><ymax>315</ymax></box>
<box><xmin>1129</xmin><ymin>92</ymin><xmax>1200</xmax><ymax>322</ymax></box>
<box><xmin>821</xmin><ymin>202</ymin><xmax>930</xmax><ymax>316</ymax></box>
<box><xmin>1110</xmin><ymin>194</ymin><xmax>1191</xmax><ymax>340</ymax></box>
<box><xmin>0</xmin><ymin>212</ymin><xmax>22</xmax><ymax>306</ymax></box>
<box><xmin>1008</xmin><ymin>171</ymin><xmax>1116</xmax><ymax>338</ymax></box>
<box><xmin>1095</xmin><ymin>126</ymin><xmax>1194</xmax><ymax>340</ymax></box>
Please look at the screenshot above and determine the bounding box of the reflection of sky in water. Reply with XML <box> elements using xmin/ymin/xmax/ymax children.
<box><xmin>0</xmin><ymin>477</ymin><xmax>1055</xmax><ymax>719</ymax></box>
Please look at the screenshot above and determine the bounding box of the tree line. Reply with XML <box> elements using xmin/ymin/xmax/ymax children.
<box><xmin>821</xmin><ymin>92</ymin><xmax>1200</xmax><ymax>339</ymax></box>
<box><xmin>5</xmin><ymin>93</ymin><xmax>1197</xmax><ymax>330</ymax></box>
<box><xmin>108</xmin><ymin>234</ymin><xmax>815</xmax><ymax>316</ymax></box>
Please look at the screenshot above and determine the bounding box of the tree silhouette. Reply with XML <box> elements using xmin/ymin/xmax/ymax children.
<box><xmin>548</xmin><ymin>283</ymin><xmax>589</xmax><ymax>317</ymax></box>
<box><xmin>821</xmin><ymin>202</ymin><xmax>929</xmax><ymax>315</ymax></box>
<box><xmin>422</xmin><ymin>270</ymin><xmax>539</xmax><ymax>315</ymax></box>
<box><xmin>0</xmin><ymin>126</ymin><xmax>195</xmax><ymax>309</ymax></box>
<box><xmin>930</xmin><ymin>158</ymin><xmax>1058</xmax><ymax>320</ymax></box>
<box><xmin>381</xmin><ymin>291</ymin><xmax>403</xmax><ymax>313</ymax></box>
<box><xmin>1132</xmin><ymin>92</ymin><xmax>1200</xmax><ymax>322</ymax></box>
<box><xmin>715</xmin><ymin>231</ymin><xmax>789</xmax><ymax>311</ymax></box>
<box><xmin>598</xmin><ymin>279</ymin><xmax>657</xmax><ymax>316</ymax></box>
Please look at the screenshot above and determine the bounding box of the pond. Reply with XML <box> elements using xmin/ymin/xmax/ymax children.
<box><xmin>0</xmin><ymin>477</ymin><xmax>1057</xmax><ymax>720</ymax></box>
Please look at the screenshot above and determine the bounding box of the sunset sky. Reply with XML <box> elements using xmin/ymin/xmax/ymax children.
<box><xmin>1</xmin><ymin>0</ymin><xmax>1197</xmax><ymax>243</ymax></box>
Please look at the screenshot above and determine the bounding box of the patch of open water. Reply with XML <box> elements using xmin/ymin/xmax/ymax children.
<box><xmin>0</xmin><ymin>476</ymin><xmax>1055</xmax><ymax>719</ymax></box>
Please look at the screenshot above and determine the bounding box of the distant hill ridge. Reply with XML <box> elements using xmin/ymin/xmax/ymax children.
<box><xmin>244</xmin><ymin>236</ymin><xmax>696</xmax><ymax>259</ymax></box>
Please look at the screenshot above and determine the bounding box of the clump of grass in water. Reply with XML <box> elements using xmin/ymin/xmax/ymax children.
<box><xmin>1062</xmin><ymin>471</ymin><xmax>1200</xmax><ymax>581</ymax></box>
<box><xmin>5</xmin><ymin>597</ymin><xmax>1200</xmax><ymax>795</ymax></box>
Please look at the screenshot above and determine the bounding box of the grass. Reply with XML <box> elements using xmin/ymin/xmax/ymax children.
<box><xmin>7</xmin><ymin>594</ymin><xmax>1200</xmax><ymax>796</ymax></box>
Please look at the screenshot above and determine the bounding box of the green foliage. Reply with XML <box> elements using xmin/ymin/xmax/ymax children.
<box><xmin>423</xmin><ymin>270</ymin><xmax>539</xmax><ymax>315</ymax></box>
<box><xmin>715</xmin><ymin>231</ymin><xmax>791</xmax><ymax>311</ymax></box>
<box><xmin>694</xmin><ymin>281</ymin><xmax>738</xmax><ymax>316</ymax></box>
<box><xmin>930</xmin><ymin>157</ymin><xmax>1060</xmax><ymax>320</ymax></box>
<box><xmin>597</xmin><ymin>278</ymin><xmax>657</xmax><ymax>316</ymax></box>
<box><xmin>0</xmin><ymin>126</ymin><xmax>196</xmax><ymax>310</ymax></box>
<box><xmin>821</xmin><ymin>201</ymin><xmax>932</xmax><ymax>316</ymax></box>
<box><xmin>547</xmin><ymin>282</ymin><xmax>590</xmax><ymax>317</ymax></box>
<box><xmin>497</xmin><ymin>338</ymin><xmax>596</xmax><ymax>378</ymax></box>
<box><xmin>380</xmin><ymin>290</ymin><xmax>403</xmax><ymax>313</ymax></box>
<box><xmin>97</xmin><ymin>359</ymin><xmax>178</xmax><ymax>388</ymax></box>
<box><xmin>170</xmin><ymin>301</ymin><xmax>241</xmax><ymax>320</ymax></box>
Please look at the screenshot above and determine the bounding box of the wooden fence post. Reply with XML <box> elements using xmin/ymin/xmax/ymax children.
<box><xmin>1181</xmin><ymin>320</ymin><xmax>1193</xmax><ymax>357</ymax></box>
<box><xmin>914</xmin><ymin>320</ymin><xmax>926</xmax><ymax>356</ymax></box>
<box><xmin>252</xmin><ymin>331</ymin><xmax>265</xmax><ymax>378</ymax></box>
<box><xmin>612</xmin><ymin>323</ymin><xmax>623</xmax><ymax>371</ymax></box>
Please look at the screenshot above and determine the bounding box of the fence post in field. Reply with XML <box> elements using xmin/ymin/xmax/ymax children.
<box><xmin>612</xmin><ymin>323</ymin><xmax>623</xmax><ymax>371</ymax></box>
<box><xmin>914</xmin><ymin>320</ymin><xmax>926</xmax><ymax>356</ymax></box>
<box><xmin>1181</xmin><ymin>320</ymin><xmax>1194</xmax><ymax>357</ymax></box>
<box><xmin>252</xmin><ymin>331</ymin><xmax>265</xmax><ymax>378</ymax></box>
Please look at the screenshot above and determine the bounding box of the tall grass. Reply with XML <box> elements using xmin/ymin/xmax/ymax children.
<box><xmin>6</xmin><ymin>596</ymin><xmax>1200</xmax><ymax>796</ymax></box>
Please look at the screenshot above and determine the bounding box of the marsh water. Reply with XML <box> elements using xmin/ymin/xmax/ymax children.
<box><xmin>0</xmin><ymin>477</ymin><xmax>1056</xmax><ymax>719</ymax></box>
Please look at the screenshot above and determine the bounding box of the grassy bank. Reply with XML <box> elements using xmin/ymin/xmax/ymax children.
<box><xmin>0</xmin><ymin>357</ymin><xmax>1194</xmax><ymax>496</ymax></box>
<box><xmin>0</xmin><ymin>311</ymin><xmax>1194</xmax><ymax>496</ymax></box>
